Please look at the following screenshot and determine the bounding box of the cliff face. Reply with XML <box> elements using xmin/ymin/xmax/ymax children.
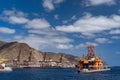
<box><xmin>0</xmin><ymin>41</ymin><xmax>43</xmax><ymax>65</ymax></box>
<box><xmin>0</xmin><ymin>41</ymin><xmax>78</xmax><ymax>67</ymax></box>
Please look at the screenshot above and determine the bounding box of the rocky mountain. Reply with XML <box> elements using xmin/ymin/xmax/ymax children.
<box><xmin>0</xmin><ymin>41</ymin><xmax>79</xmax><ymax>67</ymax></box>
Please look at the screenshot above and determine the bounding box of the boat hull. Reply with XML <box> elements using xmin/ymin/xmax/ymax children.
<box><xmin>78</xmin><ymin>68</ymin><xmax>111</xmax><ymax>73</ymax></box>
<box><xmin>0</xmin><ymin>67</ymin><xmax>12</xmax><ymax>72</ymax></box>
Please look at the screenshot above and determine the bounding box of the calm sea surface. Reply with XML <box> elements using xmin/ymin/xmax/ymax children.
<box><xmin>0</xmin><ymin>67</ymin><xmax>120</xmax><ymax>80</ymax></box>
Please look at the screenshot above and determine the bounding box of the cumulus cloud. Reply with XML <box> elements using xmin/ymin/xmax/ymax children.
<box><xmin>111</xmin><ymin>36</ymin><xmax>120</xmax><ymax>39</ymax></box>
<box><xmin>42</xmin><ymin>0</ymin><xmax>63</xmax><ymax>11</ymax></box>
<box><xmin>16</xmin><ymin>34</ymin><xmax>73</xmax><ymax>50</ymax></box>
<box><xmin>62</xmin><ymin>20</ymin><xmax>69</xmax><ymax>24</ymax></box>
<box><xmin>85</xmin><ymin>0</ymin><xmax>116</xmax><ymax>6</ymax></box>
<box><xmin>2</xmin><ymin>9</ymin><xmax>27</xmax><ymax>17</ymax></box>
<box><xmin>14</xmin><ymin>35</ymin><xmax>23</xmax><ymax>40</ymax></box>
<box><xmin>27</xmin><ymin>26</ymin><xmax>74</xmax><ymax>50</ymax></box>
<box><xmin>95</xmin><ymin>38</ymin><xmax>111</xmax><ymax>43</ymax></box>
<box><xmin>75</xmin><ymin>42</ymin><xmax>97</xmax><ymax>49</ymax></box>
<box><xmin>0</xmin><ymin>9</ymin><xmax>74</xmax><ymax>50</ymax></box>
<box><xmin>0</xmin><ymin>9</ymin><xmax>29</xmax><ymax>24</ymax></box>
<box><xmin>109</xmin><ymin>29</ymin><xmax>120</xmax><ymax>34</ymax></box>
<box><xmin>80</xmin><ymin>33</ymin><xmax>95</xmax><ymax>39</ymax></box>
<box><xmin>43</xmin><ymin>0</ymin><xmax>54</xmax><ymax>11</ymax></box>
<box><xmin>1</xmin><ymin>10</ymin><xmax>50</xmax><ymax>29</ymax></box>
<box><xmin>25</xmin><ymin>18</ymin><xmax>50</xmax><ymax>29</ymax></box>
<box><xmin>56</xmin><ymin>14</ymin><xmax>120</xmax><ymax>38</ymax></box>
<box><xmin>0</xmin><ymin>27</ymin><xmax>15</xmax><ymax>34</ymax></box>
<box><xmin>28</xmin><ymin>29</ymin><xmax>60</xmax><ymax>36</ymax></box>
<box><xmin>57</xmin><ymin>44</ymin><xmax>73</xmax><ymax>49</ymax></box>
<box><xmin>9</xmin><ymin>16</ymin><xmax>29</xmax><ymax>24</ymax></box>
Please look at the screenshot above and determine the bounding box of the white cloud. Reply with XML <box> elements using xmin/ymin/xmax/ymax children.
<box><xmin>109</xmin><ymin>29</ymin><xmax>120</xmax><ymax>34</ymax></box>
<box><xmin>56</xmin><ymin>14</ymin><xmax>120</xmax><ymax>38</ymax></box>
<box><xmin>0</xmin><ymin>27</ymin><xmax>15</xmax><ymax>34</ymax></box>
<box><xmin>19</xmin><ymin>35</ymin><xmax>49</xmax><ymax>50</ymax></box>
<box><xmin>25</xmin><ymin>18</ymin><xmax>50</xmax><ymax>29</ymax></box>
<box><xmin>42</xmin><ymin>0</ymin><xmax>63</xmax><ymax>11</ymax></box>
<box><xmin>56</xmin><ymin>25</ymin><xmax>78</xmax><ymax>33</ymax></box>
<box><xmin>85</xmin><ymin>0</ymin><xmax>116</xmax><ymax>6</ymax></box>
<box><xmin>9</xmin><ymin>16</ymin><xmax>29</xmax><ymax>24</ymax></box>
<box><xmin>71</xmin><ymin>15</ymin><xmax>77</xmax><ymax>20</ymax></box>
<box><xmin>111</xmin><ymin>36</ymin><xmax>120</xmax><ymax>39</ymax></box>
<box><xmin>75</xmin><ymin>43</ymin><xmax>86</xmax><ymax>49</ymax></box>
<box><xmin>15</xmin><ymin>33</ymin><xmax>73</xmax><ymax>50</ymax></box>
<box><xmin>28</xmin><ymin>29</ymin><xmax>61</xmax><ymax>36</ymax></box>
<box><xmin>57</xmin><ymin>44</ymin><xmax>73</xmax><ymax>49</ymax></box>
<box><xmin>14</xmin><ymin>35</ymin><xmax>23</xmax><ymax>40</ymax></box>
<box><xmin>0</xmin><ymin>9</ymin><xmax>28</xmax><ymax>24</ymax></box>
<box><xmin>80</xmin><ymin>32</ymin><xmax>95</xmax><ymax>39</ymax></box>
<box><xmin>1</xmin><ymin>10</ymin><xmax>50</xmax><ymax>29</ymax></box>
<box><xmin>95</xmin><ymin>38</ymin><xmax>111</xmax><ymax>43</ymax></box>
<box><xmin>2</xmin><ymin>9</ymin><xmax>27</xmax><ymax>17</ymax></box>
<box><xmin>54</xmin><ymin>0</ymin><xmax>63</xmax><ymax>4</ymax></box>
<box><xmin>54</xmin><ymin>14</ymin><xmax>59</xmax><ymax>20</ymax></box>
<box><xmin>62</xmin><ymin>20</ymin><xmax>68</xmax><ymax>24</ymax></box>
<box><xmin>86</xmin><ymin>42</ymin><xmax>98</xmax><ymax>46</ymax></box>
<box><xmin>43</xmin><ymin>0</ymin><xmax>54</xmax><ymax>11</ymax></box>
<box><xmin>75</xmin><ymin>42</ymin><xmax>97</xmax><ymax>49</ymax></box>
<box><xmin>62</xmin><ymin>16</ymin><xmax>77</xmax><ymax>24</ymax></box>
<box><xmin>27</xmin><ymin>22</ymin><xmax>73</xmax><ymax>49</ymax></box>
<box><xmin>52</xmin><ymin>37</ymin><xmax>73</xmax><ymax>44</ymax></box>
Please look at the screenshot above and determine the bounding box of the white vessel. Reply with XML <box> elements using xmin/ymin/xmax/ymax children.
<box><xmin>0</xmin><ymin>63</ymin><xmax>12</xmax><ymax>72</ymax></box>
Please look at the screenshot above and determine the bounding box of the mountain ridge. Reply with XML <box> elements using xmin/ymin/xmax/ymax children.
<box><xmin>0</xmin><ymin>41</ymin><xmax>79</xmax><ymax>67</ymax></box>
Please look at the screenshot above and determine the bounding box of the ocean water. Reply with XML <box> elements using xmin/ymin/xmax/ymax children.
<box><xmin>0</xmin><ymin>67</ymin><xmax>120</xmax><ymax>80</ymax></box>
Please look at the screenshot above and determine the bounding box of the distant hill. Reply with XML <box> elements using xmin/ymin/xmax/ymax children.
<box><xmin>0</xmin><ymin>41</ymin><xmax>79</xmax><ymax>67</ymax></box>
<box><xmin>0</xmin><ymin>41</ymin><xmax>43</xmax><ymax>65</ymax></box>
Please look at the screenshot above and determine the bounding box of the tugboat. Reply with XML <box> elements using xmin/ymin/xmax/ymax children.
<box><xmin>0</xmin><ymin>57</ymin><xmax>12</xmax><ymax>72</ymax></box>
<box><xmin>76</xmin><ymin>45</ymin><xmax>110</xmax><ymax>73</ymax></box>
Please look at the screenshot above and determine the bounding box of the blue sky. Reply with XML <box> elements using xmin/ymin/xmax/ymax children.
<box><xmin>0</xmin><ymin>0</ymin><xmax>120</xmax><ymax>66</ymax></box>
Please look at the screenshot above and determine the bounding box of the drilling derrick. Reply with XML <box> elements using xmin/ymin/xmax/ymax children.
<box><xmin>87</xmin><ymin>45</ymin><xmax>95</xmax><ymax>58</ymax></box>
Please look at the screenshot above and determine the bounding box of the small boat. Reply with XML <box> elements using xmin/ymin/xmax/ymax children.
<box><xmin>0</xmin><ymin>57</ymin><xmax>12</xmax><ymax>72</ymax></box>
<box><xmin>76</xmin><ymin>45</ymin><xmax>110</xmax><ymax>73</ymax></box>
<box><xmin>0</xmin><ymin>63</ymin><xmax>12</xmax><ymax>72</ymax></box>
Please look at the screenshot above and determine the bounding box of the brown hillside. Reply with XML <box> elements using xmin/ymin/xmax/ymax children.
<box><xmin>0</xmin><ymin>41</ymin><xmax>78</xmax><ymax>67</ymax></box>
<box><xmin>0</xmin><ymin>42</ymin><xmax>43</xmax><ymax>65</ymax></box>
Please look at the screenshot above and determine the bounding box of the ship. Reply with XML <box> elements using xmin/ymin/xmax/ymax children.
<box><xmin>0</xmin><ymin>63</ymin><xmax>12</xmax><ymax>72</ymax></box>
<box><xmin>76</xmin><ymin>45</ymin><xmax>110</xmax><ymax>73</ymax></box>
<box><xmin>0</xmin><ymin>56</ymin><xmax>12</xmax><ymax>72</ymax></box>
